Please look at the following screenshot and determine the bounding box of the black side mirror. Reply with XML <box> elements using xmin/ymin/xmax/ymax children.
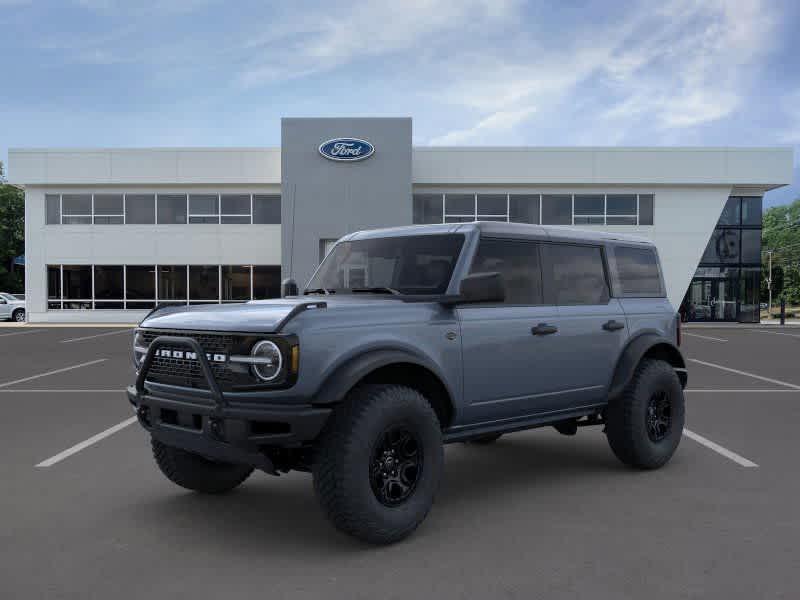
<box><xmin>281</xmin><ymin>278</ymin><xmax>299</xmax><ymax>298</ymax></box>
<box><xmin>457</xmin><ymin>272</ymin><xmax>505</xmax><ymax>304</ymax></box>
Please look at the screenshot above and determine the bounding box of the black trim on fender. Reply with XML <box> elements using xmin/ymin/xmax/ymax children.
<box><xmin>608</xmin><ymin>333</ymin><xmax>687</xmax><ymax>399</ymax></box>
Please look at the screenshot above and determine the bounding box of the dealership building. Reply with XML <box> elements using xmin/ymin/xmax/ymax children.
<box><xmin>8</xmin><ymin>117</ymin><xmax>794</xmax><ymax>323</ymax></box>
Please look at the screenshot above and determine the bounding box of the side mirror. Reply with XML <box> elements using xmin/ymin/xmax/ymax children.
<box><xmin>457</xmin><ymin>272</ymin><xmax>505</xmax><ymax>304</ymax></box>
<box><xmin>281</xmin><ymin>278</ymin><xmax>299</xmax><ymax>298</ymax></box>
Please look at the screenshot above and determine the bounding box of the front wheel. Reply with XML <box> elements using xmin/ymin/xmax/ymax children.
<box><xmin>151</xmin><ymin>438</ymin><xmax>253</xmax><ymax>493</ymax></box>
<box><xmin>12</xmin><ymin>309</ymin><xmax>25</xmax><ymax>322</ymax></box>
<box><xmin>605</xmin><ymin>359</ymin><xmax>685</xmax><ymax>469</ymax></box>
<box><xmin>313</xmin><ymin>384</ymin><xmax>443</xmax><ymax>544</ymax></box>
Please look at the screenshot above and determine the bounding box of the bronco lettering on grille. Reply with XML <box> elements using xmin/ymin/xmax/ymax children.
<box><xmin>156</xmin><ymin>348</ymin><xmax>227</xmax><ymax>363</ymax></box>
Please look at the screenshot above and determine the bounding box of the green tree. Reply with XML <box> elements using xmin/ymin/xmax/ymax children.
<box><xmin>762</xmin><ymin>197</ymin><xmax>800</xmax><ymax>306</ymax></box>
<box><xmin>0</xmin><ymin>161</ymin><xmax>25</xmax><ymax>293</ymax></box>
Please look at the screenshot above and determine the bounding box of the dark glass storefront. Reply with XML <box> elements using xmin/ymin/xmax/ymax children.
<box><xmin>682</xmin><ymin>197</ymin><xmax>762</xmax><ymax>322</ymax></box>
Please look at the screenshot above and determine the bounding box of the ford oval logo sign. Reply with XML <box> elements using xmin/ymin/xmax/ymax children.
<box><xmin>318</xmin><ymin>138</ymin><xmax>375</xmax><ymax>162</ymax></box>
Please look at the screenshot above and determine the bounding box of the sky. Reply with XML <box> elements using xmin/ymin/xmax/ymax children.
<box><xmin>1</xmin><ymin>0</ymin><xmax>798</xmax><ymax>207</ymax></box>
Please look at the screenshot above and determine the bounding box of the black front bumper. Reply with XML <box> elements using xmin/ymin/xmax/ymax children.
<box><xmin>129</xmin><ymin>335</ymin><xmax>331</xmax><ymax>473</ymax></box>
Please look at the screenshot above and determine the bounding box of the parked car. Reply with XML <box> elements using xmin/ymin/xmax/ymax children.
<box><xmin>760</xmin><ymin>302</ymin><xmax>768</xmax><ymax>310</ymax></box>
<box><xmin>0</xmin><ymin>293</ymin><xmax>26</xmax><ymax>322</ymax></box>
<box><xmin>127</xmin><ymin>222</ymin><xmax>686</xmax><ymax>544</ymax></box>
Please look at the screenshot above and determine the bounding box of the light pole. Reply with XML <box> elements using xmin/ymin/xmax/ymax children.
<box><xmin>767</xmin><ymin>250</ymin><xmax>773</xmax><ymax>316</ymax></box>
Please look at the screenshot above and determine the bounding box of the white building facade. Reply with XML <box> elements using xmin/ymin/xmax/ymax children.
<box><xmin>8</xmin><ymin>118</ymin><xmax>793</xmax><ymax>324</ymax></box>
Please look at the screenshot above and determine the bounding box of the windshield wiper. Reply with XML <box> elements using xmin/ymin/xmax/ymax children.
<box><xmin>351</xmin><ymin>286</ymin><xmax>401</xmax><ymax>296</ymax></box>
<box><xmin>304</xmin><ymin>287</ymin><xmax>335</xmax><ymax>295</ymax></box>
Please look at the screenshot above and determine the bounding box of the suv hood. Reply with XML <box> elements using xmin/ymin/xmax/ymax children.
<box><xmin>139</xmin><ymin>296</ymin><xmax>407</xmax><ymax>333</ymax></box>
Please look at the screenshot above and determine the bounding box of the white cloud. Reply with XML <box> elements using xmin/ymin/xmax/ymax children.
<box><xmin>429</xmin><ymin>107</ymin><xmax>536</xmax><ymax>145</ymax></box>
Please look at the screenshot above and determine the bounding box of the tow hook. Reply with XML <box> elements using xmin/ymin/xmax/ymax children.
<box><xmin>136</xmin><ymin>405</ymin><xmax>151</xmax><ymax>427</ymax></box>
<box><xmin>209</xmin><ymin>417</ymin><xmax>225</xmax><ymax>441</ymax></box>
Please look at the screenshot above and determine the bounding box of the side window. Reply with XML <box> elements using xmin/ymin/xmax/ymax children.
<box><xmin>469</xmin><ymin>238</ymin><xmax>542</xmax><ymax>304</ymax></box>
<box><xmin>614</xmin><ymin>246</ymin><xmax>663</xmax><ymax>297</ymax></box>
<box><xmin>542</xmin><ymin>243</ymin><xmax>609</xmax><ymax>305</ymax></box>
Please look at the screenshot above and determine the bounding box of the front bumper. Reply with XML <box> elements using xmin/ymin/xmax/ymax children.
<box><xmin>129</xmin><ymin>334</ymin><xmax>331</xmax><ymax>472</ymax></box>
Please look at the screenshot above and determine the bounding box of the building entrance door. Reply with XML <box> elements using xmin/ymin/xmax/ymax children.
<box><xmin>686</xmin><ymin>278</ymin><xmax>738</xmax><ymax>321</ymax></box>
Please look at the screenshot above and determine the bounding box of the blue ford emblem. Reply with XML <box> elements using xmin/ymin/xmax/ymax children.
<box><xmin>318</xmin><ymin>138</ymin><xmax>375</xmax><ymax>162</ymax></box>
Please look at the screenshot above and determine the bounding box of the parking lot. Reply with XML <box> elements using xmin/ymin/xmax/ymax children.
<box><xmin>2</xmin><ymin>324</ymin><xmax>799</xmax><ymax>599</ymax></box>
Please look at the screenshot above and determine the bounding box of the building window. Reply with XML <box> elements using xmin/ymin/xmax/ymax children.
<box><xmin>157</xmin><ymin>194</ymin><xmax>187</xmax><ymax>224</ymax></box>
<box><xmin>509</xmin><ymin>194</ymin><xmax>540</xmax><ymax>224</ymax></box>
<box><xmin>125</xmin><ymin>194</ymin><xmax>156</xmax><ymax>224</ymax></box>
<box><xmin>158</xmin><ymin>266</ymin><xmax>187</xmax><ymax>302</ymax></box>
<box><xmin>47</xmin><ymin>265</ymin><xmax>62</xmax><ymax>309</ymax></box>
<box><xmin>93</xmin><ymin>265</ymin><xmax>124</xmax><ymax>309</ymax></box>
<box><xmin>638</xmin><ymin>194</ymin><xmax>654</xmax><ymax>225</ymax></box>
<box><xmin>46</xmin><ymin>194</ymin><xmax>61</xmax><ymax>225</ymax></box>
<box><xmin>189</xmin><ymin>265</ymin><xmax>219</xmax><ymax>302</ymax></box>
<box><xmin>221</xmin><ymin>194</ymin><xmax>251</xmax><ymax>224</ymax></box>
<box><xmin>412</xmin><ymin>194</ymin><xmax>443</xmax><ymax>224</ymax></box>
<box><xmin>605</xmin><ymin>195</ymin><xmax>637</xmax><ymax>225</ymax></box>
<box><xmin>253</xmin><ymin>194</ymin><xmax>281</xmax><ymax>224</ymax></box>
<box><xmin>573</xmin><ymin>195</ymin><xmax>605</xmax><ymax>225</ymax></box>
<box><xmin>189</xmin><ymin>194</ymin><xmax>219</xmax><ymax>224</ymax></box>
<box><xmin>541</xmin><ymin>195</ymin><xmax>572</xmax><ymax>225</ymax></box>
<box><xmin>253</xmin><ymin>266</ymin><xmax>281</xmax><ymax>299</ymax></box>
<box><xmin>94</xmin><ymin>194</ymin><xmax>124</xmax><ymax>224</ymax></box>
<box><xmin>62</xmin><ymin>194</ymin><xmax>92</xmax><ymax>224</ymax></box>
<box><xmin>62</xmin><ymin>265</ymin><xmax>92</xmax><ymax>309</ymax></box>
<box><xmin>476</xmin><ymin>194</ymin><xmax>507</xmax><ymax>220</ymax></box>
<box><xmin>222</xmin><ymin>266</ymin><xmax>251</xmax><ymax>301</ymax></box>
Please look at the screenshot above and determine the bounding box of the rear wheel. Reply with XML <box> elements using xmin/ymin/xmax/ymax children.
<box><xmin>605</xmin><ymin>359</ymin><xmax>684</xmax><ymax>469</ymax></box>
<box><xmin>313</xmin><ymin>384</ymin><xmax>443</xmax><ymax>544</ymax></box>
<box><xmin>12</xmin><ymin>309</ymin><xmax>25</xmax><ymax>322</ymax></box>
<box><xmin>151</xmin><ymin>438</ymin><xmax>253</xmax><ymax>493</ymax></box>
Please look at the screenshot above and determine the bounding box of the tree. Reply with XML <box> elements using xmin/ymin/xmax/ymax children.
<box><xmin>762</xmin><ymin>197</ymin><xmax>800</xmax><ymax>305</ymax></box>
<box><xmin>0</xmin><ymin>161</ymin><xmax>25</xmax><ymax>293</ymax></box>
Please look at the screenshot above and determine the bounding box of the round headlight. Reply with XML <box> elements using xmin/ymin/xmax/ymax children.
<box><xmin>133</xmin><ymin>330</ymin><xmax>148</xmax><ymax>367</ymax></box>
<box><xmin>251</xmin><ymin>340</ymin><xmax>282</xmax><ymax>382</ymax></box>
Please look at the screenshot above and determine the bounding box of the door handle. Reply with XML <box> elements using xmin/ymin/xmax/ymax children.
<box><xmin>531</xmin><ymin>323</ymin><xmax>558</xmax><ymax>336</ymax></box>
<box><xmin>602</xmin><ymin>320</ymin><xmax>625</xmax><ymax>332</ymax></box>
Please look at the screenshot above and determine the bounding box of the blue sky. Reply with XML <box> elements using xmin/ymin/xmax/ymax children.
<box><xmin>1</xmin><ymin>0</ymin><xmax>798</xmax><ymax>206</ymax></box>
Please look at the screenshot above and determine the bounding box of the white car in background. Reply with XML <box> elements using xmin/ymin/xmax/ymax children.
<box><xmin>0</xmin><ymin>293</ymin><xmax>26</xmax><ymax>322</ymax></box>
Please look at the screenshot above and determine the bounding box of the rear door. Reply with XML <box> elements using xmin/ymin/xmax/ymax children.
<box><xmin>539</xmin><ymin>242</ymin><xmax>628</xmax><ymax>409</ymax></box>
<box><xmin>457</xmin><ymin>237</ymin><xmax>564</xmax><ymax>424</ymax></box>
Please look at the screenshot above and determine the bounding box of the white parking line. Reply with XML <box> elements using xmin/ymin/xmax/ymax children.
<box><xmin>683</xmin><ymin>428</ymin><xmax>758</xmax><ymax>468</ymax></box>
<box><xmin>0</xmin><ymin>359</ymin><xmax>107</xmax><ymax>389</ymax></box>
<box><xmin>688</xmin><ymin>358</ymin><xmax>800</xmax><ymax>390</ymax></box>
<box><xmin>0</xmin><ymin>329</ymin><xmax>44</xmax><ymax>338</ymax></box>
<box><xmin>0</xmin><ymin>389</ymin><xmax>125</xmax><ymax>393</ymax></box>
<box><xmin>685</xmin><ymin>388</ymin><xmax>800</xmax><ymax>393</ymax></box>
<box><xmin>35</xmin><ymin>416</ymin><xmax>138</xmax><ymax>468</ymax></box>
<box><xmin>747</xmin><ymin>329</ymin><xmax>800</xmax><ymax>339</ymax></box>
<box><xmin>682</xmin><ymin>332</ymin><xmax>728</xmax><ymax>342</ymax></box>
<box><xmin>60</xmin><ymin>329</ymin><xmax>133</xmax><ymax>343</ymax></box>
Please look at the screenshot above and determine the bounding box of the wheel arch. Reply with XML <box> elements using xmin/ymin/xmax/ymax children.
<box><xmin>609</xmin><ymin>333</ymin><xmax>687</xmax><ymax>399</ymax></box>
<box><xmin>312</xmin><ymin>349</ymin><xmax>456</xmax><ymax>429</ymax></box>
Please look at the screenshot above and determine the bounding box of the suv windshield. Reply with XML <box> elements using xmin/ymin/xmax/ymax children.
<box><xmin>307</xmin><ymin>234</ymin><xmax>465</xmax><ymax>295</ymax></box>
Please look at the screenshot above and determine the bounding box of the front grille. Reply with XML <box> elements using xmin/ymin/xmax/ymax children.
<box><xmin>141</xmin><ymin>330</ymin><xmax>235</xmax><ymax>390</ymax></box>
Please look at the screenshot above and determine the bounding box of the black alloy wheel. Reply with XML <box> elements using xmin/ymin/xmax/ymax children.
<box><xmin>369</xmin><ymin>425</ymin><xmax>423</xmax><ymax>506</ymax></box>
<box><xmin>646</xmin><ymin>390</ymin><xmax>672</xmax><ymax>442</ymax></box>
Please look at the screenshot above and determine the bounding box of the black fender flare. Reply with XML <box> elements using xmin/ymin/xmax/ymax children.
<box><xmin>608</xmin><ymin>333</ymin><xmax>687</xmax><ymax>399</ymax></box>
<box><xmin>311</xmin><ymin>348</ymin><xmax>456</xmax><ymax>410</ymax></box>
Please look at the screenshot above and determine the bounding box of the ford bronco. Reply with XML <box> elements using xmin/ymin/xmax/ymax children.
<box><xmin>128</xmin><ymin>222</ymin><xmax>686</xmax><ymax>544</ymax></box>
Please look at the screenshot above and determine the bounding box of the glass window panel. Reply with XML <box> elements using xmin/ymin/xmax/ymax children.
<box><xmin>413</xmin><ymin>194</ymin><xmax>443</xmax><ymax>224</ymax></box>
<box><xmin>62</xmin><ymin>265</ymin><xmax>92</xmax><ymax>299</ymax></box>
<box><xmin>189</xmin><ymin>194</ymin><xmax>219</xmax><ymax>215</ymax></box>
<box><xmin>94</xmin><ymin>302</ymin><xmax>125</xmax><ymax>310</ymax></box>
<box><xmin>158</xmin><ymin>266</ymin><xmax>187</xmax><ymax>300</ymax></box>
<box><xmin>93</xmin><ymin>194</ymin><xmax>123</xmax><ymax>215</ymax></box>
<box><xmin>47</xmin><ymin>265</ymin><xmax>61</xmax><ymax>299</ymax></box>
<box><xmin>717</xmin><ymin>197</ymin><xmax>741</xmax><ymax>225</ymax></box>
<box><xmin>574</xmin><ymin>195</ymin><xmax>604</xmax><ymax>215</ymax></box>
<box><xmin>740</xmin><ymin>229</ymin><xmax>761</xmax><ymax>263</ymax></box>
<box><xmin>574</xmin><ymin>216</ymin><xmax>605</xmax><ymax>225</ymax></box>
<box><xmin>253</xmin><ymin>266</ymin><xmax>281</xmax><ymax>299</ymax></box>
<box><xmin>253</xmin><ymin>194</ymin><xmax>281</xmax><ymax>224</ymax></box>
<box><xmin>93</xmin><ymin>215</ymin><xmax>124</xmax><ymax>224</ymax></box>
<box><xmin>189</xmin><ymin>216</ymin><xmax>219</xmax><ymax>224</ymax></box>
<box><xmin>157</xmin><ymin>194</ymin><xmax>187</xmax><ymax>224</ymax></box>
<box><xmin>48</xmin><ymin>301</ymin><xmax>62</xmax><ymax>310</ymax></box>
<box><xmin>125</xmin><ymin>266</ymin><xmax>155</xmax><ymax>299</ymax></box>
<box><xmin>222</xmin><ymin>266</ymin><xmax>251</xmax><ymax>301</ymax></box>
<box><xmin>606</xmin><ymin>194</ymin><xmax>636</xmax><ymax>215</ymax></box>
<box><xmin>702</xmin><ymin>229</ymin><xmax>740</xmax><ymax>263</ymax></box>
<box><xmin>220</xmin><ymin>215</ymin><xmax>251</xmax><ymax>224</ymax></box>
<box><xmin>741</xmin><ymin>197</ymin><xmax>762</xmax><ymax>226</ymax></box>
<box><xmin>125</xmin><ymin>194</ymin><xmax>155</xmax><ymax>224</ymax></box>
<box><xmin>221</xmin><ymin>194</ymin><xmax>250</xmax><ymax>215</ymax></box>
<box><xmin>62</xmin><ymin>216</ymin><xmax>92</xmax><ymax>224</ymax></box>
<box><xmin>62</xmin><ymin>194</ymin><xmax>91</xmax><ymax>215</ymax></box>
<box><xmin>541</xmin><ymin>195</ymin><xmax>571</xmax><ymax>225</ymax></box>
<box><xmin>509</xmin><ymin>194</ymin><xmax>540</xmax><ymax>224</ymax></box>
<box><xmin>64</xmin><ymin>301</ymin><xmax>92</xmax><ymax>310</ymax></box>
<box><xmin>614</xmin><ymin>247</ymin><xmax>663</xmax><ymax>296</ymax></box>
<box><xmin>638</xmin><ymin>194</ymin><xmax>654</xmax><ymax>225</ymax></box>
<box><xmin>125</xmin><ymin>301</ymin><xmax>156</xmax><ymax>310</ymax></box>
<box><xmin>445</xmin><ymin>194</ymin><xmax>474</xmax><ymax>216</ymax></box>
<box><xmin>46</xmin><ymin>194</ymin><xmax>61</xmax><ymax>224</ymax></box>
<box><xmin>470</xmin><ymin>239</ymin><xmax>542</xmax><ymax>304</ymax></box>
<box><xmin>93</xmin><ymin>265</ymin><xmax>123</xmax><ymax>299</ymax></box>
<box><xmin>444</xmin><ymin>216</ymin><xmax>475</xmax><ymax>223</ymax></box>
<box><xmin>739</xmin><ymin>267</ymin><xmax>761</xmax><ymax>323</ymax></box>
<box><xmin>189</xmin><ymin>265</ymin><xmax>219</xmax><ymax>300</ymax></box>
<box><xmin>606</xmin><ymin>216</ymin><xmax>637</xmax><ymax>225</ymax></box>
<box><xmin>542</xmin><ymin>244</ymin><xmax>609</xmax><ymax>305</ymax></box>
<box><xmin>477</xmin><ymin>194</ymin><xmax>507</xmax><ymax>216</ymax></box>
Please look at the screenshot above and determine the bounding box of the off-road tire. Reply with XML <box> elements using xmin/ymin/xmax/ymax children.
<box><xmin>605</xmin><ymin>359</ymin><xmax>684</xmax><ymax>469</ymax></box>
<box><xmin>151</xmin><ymin>438</ymin><xmax>253</xmax><ymax>493</ymax></box>
<box><xmin>12</xmin><ymin>309</ymin><xmax>25</xmax><ymax>322</ymax></box>
<box><xmin>466</xmin><ymin>432</ymin><xmax>503</xmax><ymax>445</ymax></box>
<box><xmin>313</xmin><ymin>384</ymin><xmax>443</xmax><ymax>545</ymax></box>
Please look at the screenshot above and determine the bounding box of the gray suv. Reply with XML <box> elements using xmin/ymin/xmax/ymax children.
<box><xmin>128</xmin><ymin>222</ymin><xmax>686</xmax><ymax>544</ymax></box>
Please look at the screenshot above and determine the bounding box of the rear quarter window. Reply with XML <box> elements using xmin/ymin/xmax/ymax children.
<box><xmin>613</xmin><ymin>246</ymin><xmax>664</xmax><ymax>297</ymax></box>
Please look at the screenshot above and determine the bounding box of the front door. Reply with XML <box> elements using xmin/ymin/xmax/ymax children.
<box><xmin>687</xmin><ymin>278</ymin><xmax>738</xmax><ymax>321</ymax></box>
